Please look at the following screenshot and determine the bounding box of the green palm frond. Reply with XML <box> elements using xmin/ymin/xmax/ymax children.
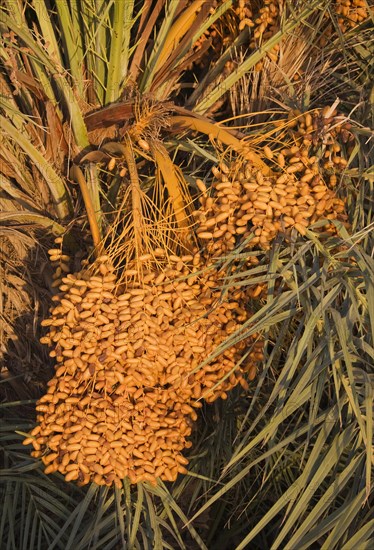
<box><xmin>185</xmin><ymin>226</ymin><xmax>373</xmax><ymax>548</ymax></box>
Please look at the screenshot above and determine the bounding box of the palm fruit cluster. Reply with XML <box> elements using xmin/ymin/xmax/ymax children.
<box><xmin>193</xmin><ymin>1</ymin><xmax>282</xmax><ymax>73</ymax></box>
<box><xmin>250</xmin><ymin>0</ymin><xmax>282</xmax><ymax>67</ymax></box>
<box><xmin>233</xmin><ymin>1</ymin><xmax>282</xmax><ymax>70</ymax></box>
<box><xmin>193</xmin><ymin>155</ymin><xmax>346</xmax><ymax>252</ymax></box>
<box><xmin>193</xmin><ymin>0</ymin><xmax>370</xmax><ymax>78</ymax></box>
<box><xmin>288</xmin><ymin>106</ymin><xmax>354</xmax><ymax>186</ymax></box>
<box><xmin>47</xmin><ymin>237</ymin><xmax>71</xmax><ymax>290</ymax></box>
<box><xmin>194</xmin><ymin>106</ymin><xmax>350</xmax><ymax>252</ymax></box>
<box><xmin>235</xmin><ymin>0</ymin><xmax>254</xmax><ymax>30</ymax></box>
<box><xmin>319</xmin><ymin>0</ymin><xmax>370</xmax><ymax>46</ymax></box>
<box><xmin>334</xmin><ymin>0</ymin><xmax>370</xmax><ymax>32</ymax></box>
<box><xmin>24</xmin><ymin>253</ymin><xmax>263</xmax><ymax>487</ymax></box>
<box><xmin>232</xmin><ymin>0</ymin><xmax>370</xmax><ymax>72</ymax></box>
<box><xmin>239</xmin><ymin>0</ymin><xmax>370</xmax><ymax>39</ymax></box>
<box><xmin>289</xmin><ymin>106</ymin><xmax>354</xmax><ymax>148</ymax></box>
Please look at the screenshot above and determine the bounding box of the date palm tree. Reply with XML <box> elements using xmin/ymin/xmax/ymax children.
<box><xmin>0</xmin><ymin>1</ymin><xmax>373</xmax><ymax>548</ymax></box>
